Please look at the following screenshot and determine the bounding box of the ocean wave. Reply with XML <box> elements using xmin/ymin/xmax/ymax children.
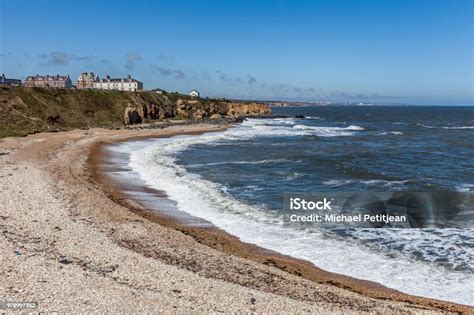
<box><xmin>416</xmin><ymin>123</ymin><xmax>437</xmax><ymax>129</ymax></box>
<box><xmin>126</xmin><ymin>135</ymin><xmax>473</xmax><ymax>305</ymax></box>
<box><xmin>273</xmin><ymin>117</ymin><xmax>296</xmax><ymax>125</ymax></box>
<box><xmin>323</xmin><ymin>179</ymin><xmax>357</xmax><ymax>187</ymax></box>
<box><xmin>392</xmin><ymin>122</ymin><xmax>408</xmax><ymax>125</ymax></box>
<box><xmin>292</xmin><ymin>124</ymin><xmax>364</xmax><ymax>137</ymax></box>
<box><xmin>122</xmin><ymin>120</ymin><xmax>473</xmax><ymax>305</ymax></box>
<box><xmin>360</xmin><ymin>179</ymin><xmax>413</xmax><ymax>187</ymax></box>
<box><xmin>242</xmin><ymin>118</ymin><xmax>295</xmax><ymax>127</ymax></box>
<box><xmin>188</xmin><ymin>159</ymin><xmax>300</xmax><ymax>167</ymax></box>
<box><xmin>238</xmin><ymin>119</ymin><xmax>367</xmax><ymax>138</ymax></box>
<box><xmin>379</xmin><ymin>131</ymin><xmax>404</xmax><ymax>135</ymax></box>
<box><xmin>456</xmin><ymin>183</ymin><xmax>474</xmax><ymax>193</ymax></box>
<box><xmin>441</xmin><ymin>126</ymin><xmax>474</xmax><ymax>130</ymax></box>
<box><xmin>323</xmin><ymin>178</ymin><xmax>413</xmax><ymax>188</ymax></box>
<box><xmin>346</xmin><ymin>228</ymin><xmax>474</xmax><ymax>272</ymax></box>
<box><xmin>417</xmin><ymin>123</ymin><xmax>474</xmax><ymax>130</ymax></box>
<box><xmin>293</xmin><ymin>124</ymin><xmax>364</xmax><ymax>131</ymax></box>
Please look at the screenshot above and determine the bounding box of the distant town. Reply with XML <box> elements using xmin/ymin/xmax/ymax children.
<box><xmin>0</xmin><ymin>72</ymin><xmax>201</xmax><ymax>98</ymax></box>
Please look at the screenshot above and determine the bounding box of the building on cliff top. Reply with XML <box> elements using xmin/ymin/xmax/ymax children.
<box><xmin>76</xmin><ymin>72</ymin><xmax>99</xmax><ymax>89</ymax></box>
<box><xmin>150</xmin><ymin>88</ymin><xmax>166</xmax><ymax>94</ymax></box>
<box><xmin>0</xmin><ymin>74</ymin><xmax>21</xmax><ymax>86</ymax></box>
<box><xmin>24</xmin><ymin>74</ymin><xmax>73</xmax><ymax>88</ymax></box>
<box><xmin>94</xmin><ymin>75</ymin><xmax>143</xmax><ymax>92</ymax></box>
<box><xmin>189</xmin><ymin>90</ymin><xmax>200</xmax><ymax>98</ymax></box>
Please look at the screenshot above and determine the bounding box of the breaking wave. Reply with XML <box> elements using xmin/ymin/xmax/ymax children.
<box><xmin>119</xmin><ymin>117</ymin><xmax>474</xmax><ymax>305</ymax></box>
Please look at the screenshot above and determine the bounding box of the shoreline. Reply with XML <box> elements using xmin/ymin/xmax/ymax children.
<box><xmin>0</xmin><ymin>123</ymin><xmax>471</xmax><ymax>313</ymax></box>
<box><xmin>89</xmin><ymin>125</ymin><xmax>469</xmax><ymax>313</ymax></box>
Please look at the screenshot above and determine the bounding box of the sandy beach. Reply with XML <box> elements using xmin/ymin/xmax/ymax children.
<box><xmin>0</xmin><ymin>124</ymin><xmax>471</xmax><ymax>313</ymax></box>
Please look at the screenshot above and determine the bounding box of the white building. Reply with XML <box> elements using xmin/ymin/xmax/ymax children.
<box><xmin>94</xmin><ymin>75</ymin><xmax>143</xmax><ymax>91</ymax></box>
<box><xmin>189</xmin><ymin>90</ymin><xmax>200</xmax><ymax>98</ymax></box>
<box><xmin>150</xmin><ymin>88</ymin><xmax>166</xmax><ymax>94</ymax></box>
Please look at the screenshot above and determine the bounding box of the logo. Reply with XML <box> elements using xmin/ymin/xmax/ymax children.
<box><xmin>289</xmin><ymin>197</ymin><xmax>332</xmax><ymax>210</ymax></box>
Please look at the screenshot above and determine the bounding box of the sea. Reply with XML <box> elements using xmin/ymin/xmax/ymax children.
<box><xmin>107</xmin><ymin>106</ymin><xmax>474</xmax><ymax>305</ymax></box>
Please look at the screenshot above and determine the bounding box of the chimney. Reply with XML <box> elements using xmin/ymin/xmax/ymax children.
<box><xmin>128</xmin><ymin>74</ymin><xmax>131</xmax><ymax>79</ymax></box>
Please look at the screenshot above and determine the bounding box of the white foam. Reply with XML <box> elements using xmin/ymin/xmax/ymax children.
<box><xmin>273</xmin><ymin>117</ymin><xmax>297</xmax><ymax>125</ymax></box>
<box><xmin>417</xmin><ymin>124</ymin><xmax>474</xmax><ymax>130</ymax></box>
<box><xmin>323</xmin><ymin>179</ymin><xmax>357</xmax><ymax>187</ymax></box>
<box><xmin>456</xmin><ymin>183</ymin><xmax>474</xmax><ymax>193</ymax></box>
<box><xmin>189</xmin><ymin>159</ymin><xmax>299</xmax><ymax>167</ymax></box>
<box><xmin>344</xmin><ymin>125</ymin><xmax>365</xmax><ymax>131</ymax></box>
<box><xmin>292</xmin><ymin>124</ymin><xmax>364</xmax><ymax>137</ymax></box>
<box><xmin>379</xmin><ymin>131</ymin><xmax>404</xmax><ymax>135</ymax></box>
<box><xmin>360</xmin><ymin>179</ymin><xmax>413</xmax><ymax>187</ymax></box>
<box><xmin>442</xmin><ymin>126</ymin><xmax>474</xmax><ymax>130</ymax></box>
<box><xmin>323</xmin><ymin>178</ymin><xmax>413</xmax><ymax>188</ymax></box>
<box><xmin>417</xmin><ymin>123</ymin><xmax>437</xmax><ymax>129</ymax></box>
<box><xmin>125</xmin><ymin>120</ymin><xmax>473</xmax><ymax>306</ymax></box>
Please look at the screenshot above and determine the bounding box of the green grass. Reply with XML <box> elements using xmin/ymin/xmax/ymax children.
<box><xmin>0</xmin><ymin>86</ymin><xmax>270</xmax><ymax>138</ymax></box>
<box><xmin>0</xmin><ymin>87</ymin><xmax>143</xmax><ymax>137</ymax></box>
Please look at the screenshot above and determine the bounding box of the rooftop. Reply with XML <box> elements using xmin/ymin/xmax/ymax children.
<box><xmin>26</xmin><ymin>75</ymin><xmax>70</xmax><ymax>81</ymax></box>
<box><xmin>98</xmin><ymin>75</ymin><xmax>142</xmax><ymax>83</ymax></box>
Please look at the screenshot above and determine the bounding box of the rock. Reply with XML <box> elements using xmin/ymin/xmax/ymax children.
<box><xmin>47</xmin><ymin>114</ymin><xmax>61</xmax><ymax>124</ymax></box>
<box><xmin>116</xmin><ymin>94</ymin><xmax>271</xmax><ymax>125</ymax></box>
<box><xmin>124</xmin><ymin>107</ymin><xmax>142</xmax><ymax>125</ymax></box>
<box><xmin>146</xmin><ymin>103</ymin><xmax>160</xmax><ymax>119</ymax></box>
<box><xmin>192</xmin><ymin>108</ymin><xmax>207</xmax><ymax>119</ymax></box>
<box><xmin>58</xmin><ymin>256</ymin><xmax>73</xmax><ymax>264</ymax></box>
<box><xmin>295</xmin><ymin>115</ymin><xmax>306</xmax><ymax>118</ymax></box>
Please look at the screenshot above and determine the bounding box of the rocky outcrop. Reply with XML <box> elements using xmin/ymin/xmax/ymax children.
<box><xmin>116</xmin><ymin>93</ymin><xmax>272</xmax><ymax>124</ymax></box>
<box><xmin>123</xmin><ymin>106</ymin><xmax>142</xmax><ymax>125</ymax></box>
<box><xmin>0</xmin><ymin>86</ymin><xmax>272</xmax><ymax>137</ymax></box>
<box><xmin>173</xmin><ymin>98</ymin><xmax>272</xmax><ymax>120</ymax></box>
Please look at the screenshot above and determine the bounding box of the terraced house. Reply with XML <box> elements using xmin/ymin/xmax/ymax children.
<box><xmin>0</xmin><ymin>74</ymin><xmax>21</xmax><ymax>86</ymax></box>
<box><xmin>76</xmin><ymin>72</ymin><xmax>99</xmax><ymax>89</ymax></box>
<box><xmin>94</xmin><ymin>75</ymin><xmax>143</xmax><ymax>91</ymax></box>
<box><xmin>24</xmin><ymin>74</ymin><xmax>73</xmax><ymax>88</ymax></box>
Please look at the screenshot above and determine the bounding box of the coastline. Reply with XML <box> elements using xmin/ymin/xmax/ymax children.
<box><xmin>0</xmin><ymin>123</ymin><xmax>471</xmax><ymax>313</ymax></box>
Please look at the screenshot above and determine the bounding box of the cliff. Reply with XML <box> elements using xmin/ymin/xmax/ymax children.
<box><xmin>0</xmin><ymin>86</ymin><xmax>272</xmax><ymax>137</ymax></box>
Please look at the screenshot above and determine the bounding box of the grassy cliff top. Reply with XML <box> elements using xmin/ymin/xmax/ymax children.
<box><xmin>0</xmin><ymin>86</ymin><xmax>270</xmax><ymax>138</ymax></box>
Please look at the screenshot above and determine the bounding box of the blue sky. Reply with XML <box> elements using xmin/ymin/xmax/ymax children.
<box><xmin>1</xmin><ymin>0</ymin><xmax>472</xmax><ymax>105</ymax></box>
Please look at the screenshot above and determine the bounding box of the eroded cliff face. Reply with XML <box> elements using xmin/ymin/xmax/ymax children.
<box><xmin>174</xmin><ymin>99</ymin><xmax>272</xmax><ymax>119</ymax></box>
<box><xmin>123</xmin><ymin>95</ymin><xmax>271</xmax><ymax>124</ymax></box>
<box><xmin>0</xmin><ymin>87</ymin><xmax>272</xmax><ymax>137</ymax></box>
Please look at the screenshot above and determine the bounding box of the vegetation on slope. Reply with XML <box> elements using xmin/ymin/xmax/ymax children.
<box><xmin>0</xmin><ymin>86</ymin><xmax>271</xmax><ymax>138</ymax></box>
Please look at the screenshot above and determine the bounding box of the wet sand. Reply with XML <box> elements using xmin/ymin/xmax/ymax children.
<box><xmin>0</xmin><ymin>124</ymin><xmax>471</xmax><ymax>313</ymax></box>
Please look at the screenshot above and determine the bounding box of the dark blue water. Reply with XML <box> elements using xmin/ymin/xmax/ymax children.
<box><xmin>179</xmin><ymin>106</ymin><xmax>474</xmax><ymax>209</ymax></box>
<box><xmin>125</xmin><ymin>105</ymin><xmax>474</xmax><ymax>304</ymax></box>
